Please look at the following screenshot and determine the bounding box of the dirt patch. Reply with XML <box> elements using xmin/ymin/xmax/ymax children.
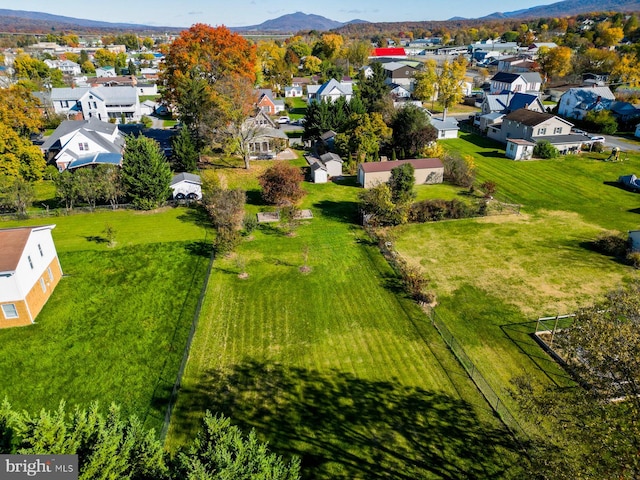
<box><xmin>238</xmin><ymin>272</ymin><xmax>249</xmax><ymax>279</ymax></box>
<box><xmin>299</xmin><ymin>265</ymin><xmax>312</xmax><ymax>274</ymax></box>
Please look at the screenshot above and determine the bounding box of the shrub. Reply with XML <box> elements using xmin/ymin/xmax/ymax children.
<box><xmin>627</xmin><ymin>252</ymin><xmax>640</xmax><ymax>268</ymax></box>
<box><xmin>533</xmin><ymin>140</ymin><xmax>559</xmax><ymax>159</ymax></box>
<box><xmin>243</xmin><ymin>214</ymin><xmax>258</xmax><ymax>234</ymax></box>
<box><xmin>585</xmin><ymin>109</ymin><xmax>618</xmax><ymax>135</ymax></box>
<box><xmin>409</xmin><ymin>199</ymin><xmax>474</xmax><ymax>223</ymax></box>
<box><xmin>442</xmin><ymin>153</ymin><xmax>475</xmax><ymax>187</ymax></box>
<box><xmin>591</xmin><ymin>142</ymin><xmax>605</xmax><ymax>153</ymax></box>
<box><xmin>480</xmin><ymin>180</ymin><xmax>497</xmax><ymax>198</ymax></box>
<box><xmin>593</xmin><ymin>231</ymin><xmax>628</xmax><ymax>257</ymax></box>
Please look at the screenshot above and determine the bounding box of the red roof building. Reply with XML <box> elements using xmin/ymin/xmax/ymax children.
<box><xmin>371</xmin><ymin>47</ymin><xmax>407</xmax><ymax>57</ymax></box>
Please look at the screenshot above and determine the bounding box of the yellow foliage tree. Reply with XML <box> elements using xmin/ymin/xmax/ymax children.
<box><xmin>612</xmin><ymin>54</ymin><xmax>640</xmax><ymax>88</ymax></box>
<box><xmin>537</xmin><ymin>46</ymin><xmax>572</xmax><ymax>82</ymax></box>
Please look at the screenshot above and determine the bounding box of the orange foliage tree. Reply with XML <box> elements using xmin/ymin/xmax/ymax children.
<box><xmin>161</xmin><ymin>24</ymin><xmax>257</xmax><ymax>108</ymax></box>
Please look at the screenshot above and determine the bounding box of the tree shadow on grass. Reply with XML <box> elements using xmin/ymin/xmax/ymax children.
<box><xmin>176</xmin><ymin>206</ymin><xmax>211</xmax><ymax>229</ymax></box>
<box><xmin>184</xmin><ymin>241</ymin><xmax>213</xmax><ymax>258</ymax></box>
<box><xmin>477</xmin><ymin>150</ymin><xmax>506</xmax><ymax>158</ymax></box>
<box><xmin>84</xmin><ymin>235</ymin><xmax>108</xmax><ymax>244</ymax></box>
<box><xmin>313</xmin><ymin>200</ymin><xmax>359</xmax><ymax>224</ymax></box>
<box><xmin>246</xmin><ymin>189</ymin><xmax>268</xmax><ymax>207</ymax></box>
<box><xmin>172</xmin><ymin>360</ymin><xmax>525</xmax><ymax>479</ymax></box>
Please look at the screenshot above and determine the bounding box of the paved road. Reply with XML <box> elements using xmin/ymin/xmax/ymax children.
<box><xmin>603</xmin><ymin>134</ymin><xmax>640</xmax><ymax>152</ymax></box>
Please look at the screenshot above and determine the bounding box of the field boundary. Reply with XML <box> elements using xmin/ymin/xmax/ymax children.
<box><xmin>160</xmin><ymin>232</ymin><xmax>216</xmax><ymax>442</ymax></box>
<box><xmin>429</xmin><ymin>309</ymin><xmax>529</xmax><ymax>441</ymax></box>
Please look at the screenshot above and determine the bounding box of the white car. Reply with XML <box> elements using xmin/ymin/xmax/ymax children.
<box><xmin>278</xmin><ymin>116</ymin><xmax>290</xmax><ymax>124</ymax></box>
<box><xmin>589</xmin><ymin>136</ymin><xmax>605</xmax><ymax>144</ymax></box>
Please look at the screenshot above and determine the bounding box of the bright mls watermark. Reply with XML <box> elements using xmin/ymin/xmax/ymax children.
<box><xmin>0</xmin><ymin>455</ymin><xmax>78</xmax><ymax>479</ymax></box>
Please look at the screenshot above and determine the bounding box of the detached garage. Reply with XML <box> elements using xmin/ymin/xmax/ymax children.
<box><xmin>357</xmin><ymin>158</ymin><xmax>444</xmax><ymax>188</ymax></box>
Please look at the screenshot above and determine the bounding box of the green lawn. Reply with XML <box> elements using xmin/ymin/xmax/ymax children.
<box><xmin>0</xmin><ymin>207</ymin><xmax>212</xmax><ymax>433</ymax></box>
<box><xmin>167</xmin><ymin>173</ymin><xmax>524</xmax><ymax>478</ymax></box>
<box><xmin>391</xmin><ymin>133</ymin><xmax>640</xmax><ymax>436</ymax></box>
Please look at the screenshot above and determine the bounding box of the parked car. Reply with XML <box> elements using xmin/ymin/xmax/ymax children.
<box><xmin>571</xmin><ymin>128</ymin><xmax>587</xmax><ymax>135</ymax></box>
<box><xmin>589</xmin><ymin>136</ymin><xmax>605</xmax><ymax>144</ymax></box>
<box><xmin>278</xmin><ymin>116</ymin><xmax>290</xmax><ymax>124</ymax></box>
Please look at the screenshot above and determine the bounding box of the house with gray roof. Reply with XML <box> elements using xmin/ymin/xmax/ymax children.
<box><xmin>48</xmin><ymin>86</ymin><xmax>142</xmax><ymax>123</ymax></box>
<box><xmin>489</xmin><ymin>72</ymin><xmax>542</xmax><ymax>94</ymax></box>
<box><xmin>308</xmin><ymin>79</ymin><xmax>353</xmax><ymax>103</ymax></box>
<box><xmin>41</xmin><ymin>118</ymin><xmax>125</xmax><ymax>171</ymax></box>
<box><xmin>557</xmin><ymin>86</ymin><xmax>615</xmax><ymax>120</ymax></box>
<box><xmin>487</xmin><ymin>109</ymin><xmax>585</xmax><ymax>155</ymax></box>
<box><xmin>170</xmin><ymin>173</ymin><xmax>202</xmax><ymax>200</ymax></box>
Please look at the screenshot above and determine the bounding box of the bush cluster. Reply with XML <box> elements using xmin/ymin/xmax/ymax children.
<box><xmin>593</xmin><ymin>231</ymin><xmax>628</xmax><ymax>257</ymax></box>
<box><xmin>409</xmin><ymin>199</ymin><xmax>476</xmax><ymax>223</ymax></box>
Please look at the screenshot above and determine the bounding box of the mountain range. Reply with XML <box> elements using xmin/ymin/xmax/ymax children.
<box><xmin>0</xmin><ymin>0</ymin><xmax>639</xmax><ymax>34</ymax></box>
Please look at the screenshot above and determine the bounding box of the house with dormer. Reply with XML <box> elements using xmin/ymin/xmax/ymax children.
<box><xmin>0</xmin><ymin>225</ymin><xmax>63</xmax><ymax>328</ymax></box>
<box><xmin>41</xmin><ymin>118</ymin><xmax>125</xmax><ymax>171</ymax></box>
<box><xmin>49</xmin><ymin>86</ymin><xmax>142</xmax><ymax>123</ymax></box>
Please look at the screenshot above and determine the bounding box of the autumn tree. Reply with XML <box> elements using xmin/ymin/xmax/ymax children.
<box><xmin>358</xmin><ymin>183</ymin><xmax>399</xmax><ymax>226</ymax></box>
<box><xmin>201</xmin><ymin>75</ymin><xmax>260</xmax><ymax>170</ymax></box>
<box><xmin>595</xmin><ymin>22</ymin><xmax>624</xmax><ymax>48</ymax></box>
<box><xmin>345</xmin><ymin>40</ymin><xmax>371</xmax><ymax>70</ymax></box>
<box><xmin>612</xmin><ymin>54</ymin><xmax>640</xmax><ymax>88</ymax></box>
<box><xmin>413</xmin><ymin>60</ymin><xmax>438</xmax><ymax>106</ymax></box>
<box><xmin>303</xmin><ymin>55</ymin><xmax>322</xmax><ymax>75</ymax></box>
<box><xmin>93</xmin><ymin>48</ymin><xmax>117</xmax><ymax>67</ymax></box>
<box><xmin>0</xmin><ymin>123</ymin><xmax>46</xmax><ymax>180</ymax></box>
<box><xmin>436</xmin><ymin>57</ymin><xmax>466</xmax><ymax>120</ymax></box>
<box><xmin>536</xmin><ymin>46</ymin><xmax>572</xmax><ymax>82</ymax></box>
<box><xmin>161</xmin><ymin>23</ymin><xmax>256</xmax><ymax>115</ymax></box>
<box><xmin>121</xmin><ymin>135</ymin><xmax>172</xmax><ymax>210</ymax></box>
<box><xmin>259</xmin><ymin>162</ymin><xmax>305</xmax><ymax>206</ymax></box>
<box><xmin>312</xmin><ymin>33</ymin><xmax>344</xmax><ymax>60</ymax></box>
<box><xmin>335</xmin><ymin>112</ymin><xmax>391</xmax><ymax>163</ymax></box>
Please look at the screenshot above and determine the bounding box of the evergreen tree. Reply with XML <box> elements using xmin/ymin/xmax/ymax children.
<box><xmin>121</xmin><ymin>135</ymin><xmax>172</xmax><ymax>210</ymax></box>
<box><xmin>171</xmin><ymin>127</ymin><xmax>199</xmax><ymax>172</ymax></box>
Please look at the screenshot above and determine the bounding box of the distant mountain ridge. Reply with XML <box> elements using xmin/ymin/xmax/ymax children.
<box><xmin>478</xmin><ymin>0</ymin><xmax>640</xmax><ymax>20</ymax></box>
<box><xmin>0</xmin><ymin>8</ymin><xmax>172</xmax><ymax>31</ymax></box>
<box><xmin>232</xmin><ymin>12</ymin><xmax>368</xmax><ymax>32</ymax></box>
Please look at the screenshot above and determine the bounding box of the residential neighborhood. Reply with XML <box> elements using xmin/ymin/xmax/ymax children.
<box><xmin>2</xmin><ymin>6</ymin><xmax>640</xmax><ymax>478</ymax></box>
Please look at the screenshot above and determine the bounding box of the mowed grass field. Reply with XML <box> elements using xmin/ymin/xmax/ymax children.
<box><xmin>0</xmin><ymin>206</ymin><xmax>211</xmax><ymax>433</ymax></box>
<box><xmin>391</xmin><ymin>134</ymin><xmax>640</xmax><ymax>433</ymax></box>
<box><xmin>168</xmin><ymin>169</ymin><xmax>525</xmax><ymax>479</ymax></box>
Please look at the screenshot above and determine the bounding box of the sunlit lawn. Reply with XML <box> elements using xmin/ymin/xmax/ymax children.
<box><xmin>0</xmin><ymin>207</ymin><xmax>212</xmax><ymax>433</ymax></box>
<box><xmin>167</xmin><ymin>170</ymin><xmax>525</xmax><ymax>478</ymax></box>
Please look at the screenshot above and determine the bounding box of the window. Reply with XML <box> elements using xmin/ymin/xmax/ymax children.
<box><xmin>79</xmin><ymin>143</ymin><xmax>84</xmax><ymax>151</ymax></box>
<box><xmin>38</xmin><ymin>244</ymin><xmax>43</xmax><ymax>257</ymax></box>
<box><xmin>40</xmin><ymin>278</ymin><xmax>46</xmax><ymax>293</ymax></box>
<box><xmin>2</xmin><ymin>304</ymin><xmax>18</xmax><ymax>319</ymax></box>
<box><xmin>537</xmin><ymin>128</ymin><xmax>546</xmax><ymax>135</ymax></box>
<box><xmin>554</xmin><ymin>127</ymin><xmax>562</xmax><ymax>134</ymax></box>
<box><xmin>47</xmin><ymin>267</ymin><xmax>53</xmax><ymax>282</ymax></box>
<box><xmin>84</xmin><ymin>143</ymin><xmax>89</xmax><ymax>150</ymax></box>
<box><xmin>27</xmin><ymin>256</ymin><xmax>33</xmax><ymax>269</ymax></box>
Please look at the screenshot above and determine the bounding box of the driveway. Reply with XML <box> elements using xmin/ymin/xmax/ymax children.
<box><xmin>603</xmin><ymin>134</ymin><xmax>640</xmax><ymax>152</ymax></box>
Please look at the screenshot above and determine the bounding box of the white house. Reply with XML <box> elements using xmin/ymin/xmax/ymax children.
<box><xmin>284</xmin><ymin>86</ymin><xmax>303</xmax><ymax>98</ymax></box>
<box><xmin>170</xmin><ymin>173</ymin><xmax>202</xmax><ymax>200</ymax></box>
<box><xmin>0</xmin><ymin>225</ymin><xmax>63</xmax><ymax>328</ymax></box>
<box><xmin>137</xmin><ymin>83</ymin><xmax>158</xmax><ymax>96</ymax></box>
<box><xmin>557</xmin><ymin>86</ymin><xmax>616</xmax><ymax>120</ymax></box>
<box><xmin>489</xmin><ymin>72</ymin><xmax>542</xmax><ymax>94</ymax></box>
<box><xmin>49</xmin><ymin>86</ymin><xmax>142</xmax><ymax>123</ymax></box>
<box><xmin>44</xmin><ymin>59</ymin><xmax>81</xmax><ymax>76</ymax></box>
<box><xmin>430</xmin><ymin>116</ymin><xmax>459</xmax><ymax>139</ymax></box>
<box><xmin>308</xmin><ymin>79</ymin><xmax>353</xmax><ymax>103</ymax></box>
<box><xmin>40</xmin><ymin>118</ymin><xmax>125</xmax><ymax>171</ymax></box>
<box><xmin>95</xmin><ymin>66</ymin><xmax>116</xmax><ymax>78</ymax></box>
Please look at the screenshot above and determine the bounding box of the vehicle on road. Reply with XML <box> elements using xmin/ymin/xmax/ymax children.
<box><xmin>278</xmin><ymin>116</ymin><xmax>290</xmax><ymax>124</ymax></box>
<box><xmin>590</xmin><ymin>136</ymin><xmax>605</xmax><ymax>143</ymax></box>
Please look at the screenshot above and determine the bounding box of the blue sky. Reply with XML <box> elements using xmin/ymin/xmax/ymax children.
<box><xmin>4</xmin><ymin>0</ymin><xmax>560</xmax><ymax>28</ymax></box>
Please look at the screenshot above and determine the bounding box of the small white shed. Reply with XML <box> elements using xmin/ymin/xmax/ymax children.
<box><xmin>506</xmin><ymin>138</ymin><xmax>535</xmax><ymax>160</ymax></box>
<box><xmin>319</xmin><ymin>152</ymin><xmax>343</xmax><ymax>177</ymax></box>
<box><xmin>170</xmin><ymin>172</ymin><xmax>202</xmax><ymax>200</ymax></box>
<box><xmin>310</xmin><ymin>162</ymin><xmax>328</xmax><ymax>183</ymax></box>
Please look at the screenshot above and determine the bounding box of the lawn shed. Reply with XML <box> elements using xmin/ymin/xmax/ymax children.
<box><xmin>357</xmin><ymin>158</ymin><xmax>444</xmax><ymax>188</ymax></box>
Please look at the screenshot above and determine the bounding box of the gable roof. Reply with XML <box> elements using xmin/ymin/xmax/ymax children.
<box><xmin>320</xmin><ymin>152</ymin><xmax>343</xmax><ymax>164</ymax></box>
<box><xmin>564</xmin><ymin>86</ymin><xmax>616</xmax><ymax>106</ymax></box>
<box><xmin>491</xmin><ymin>72</ymin><xmax>541</xmax><ymax>85</ymax></box>
<box><xmin>316</xmin><ymin>79</ymin><xmax>352</xmax><ymax>97</ymax></box>
<box><xmin>504</xmin><ymin>109</ymin><xmax>568</xmax><ymax>127</ymax></box>
<box><xmin>359</xmin><ymin>158</ymin><xmax>443</xmax><ymax>173</ymax></box>
<box><xmin>0</xmin><ymin>225</ymin><xmax>55</xmax><ymax>274</ymax></box>
<box><xmin>171</xmin><ymin>172</ymin><xmax>202</xmax><ymax>186</ymax></box>
<box><xmin>41</xmin><ymin>118</ymin><xmax>120</xmax><ymax>151</ymax></box>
